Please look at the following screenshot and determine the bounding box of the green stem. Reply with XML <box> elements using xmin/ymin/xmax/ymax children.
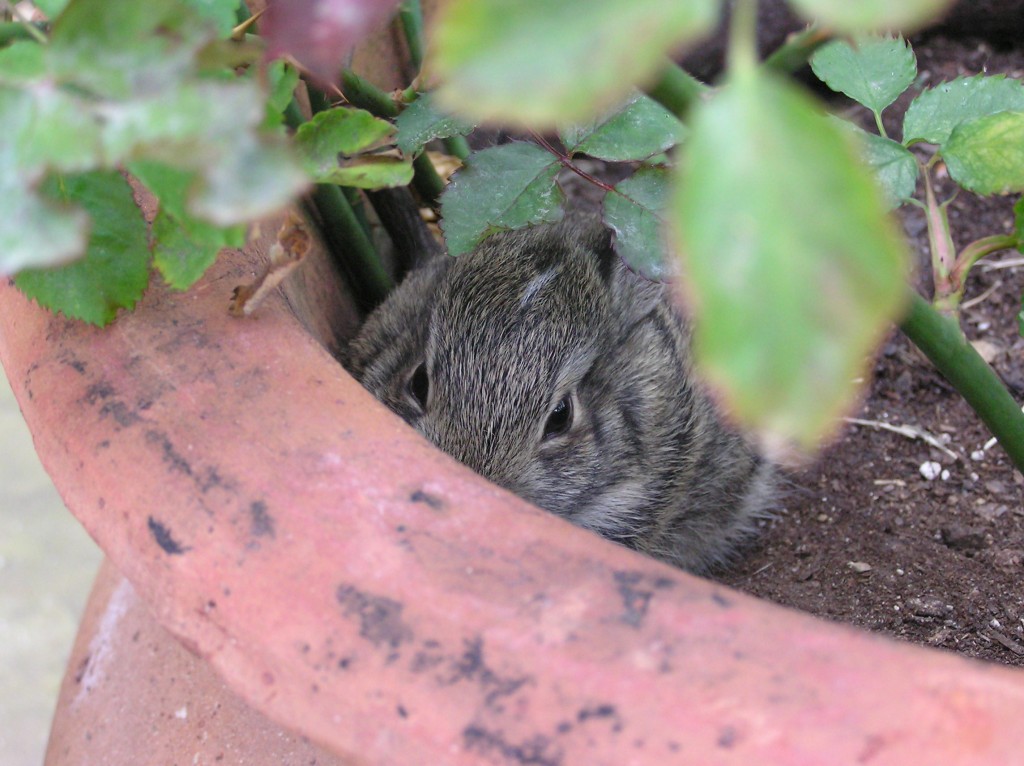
<box><xmin>728</xmin><ymin>0</ymin><xmax>760</xmax><ymax>76</ymax></box>
<box><xmin>923</xmin><ymin>168</ymin><xmax>957</xmax><ymax>308</ymax></box>
<box><xmin>412</xmin><ymin>153</ymin><xmax>445</xmax><ymax>205</ymax></box>
<box><xmin>900</xmin><ymin>291</ymin><xmax>1024</xmax><ymax>474</ymax></box>
<box><xmin>310</xmin><ymin>184</ymin><xmax>393</xmax><ymax>311</ymax></box>
<box><xmin>646</xmin><ymin>61</ymin><xmax>708</xmax><ymax>118</ymax></box>
<box><xmin>284</xmin><ymin>101</ymin><xmax>392</xmax><ymax>311</ymax></box>
<box><xmin>944</xmin><ymin>233</ymin><xmax>1019</xmax><ymax>308</ymax></box>
<box><xmin>872</xmin><ymin>109</ymin><xmax>888</xmax><ymax>140</ymax></box>
<box><xmin>397</xmin><ymin>0</ymin><xmax>425</xmax><ymax>73</ymax></box>
<box><xmin>1</xmin><ymin>16</ymin><xmax>45</xmax><ymax>43</ymax></box>
<box><xmin>442</xmin><ymin>135</ymin><xmax>471</xmax><ymax>162</ymax></box>
<box><xmin>341</xmin><ymin>70</ymin><xmax>399</xmax><ymax>118</ymax></box>
<box><xmin>764</xmin><ymin>24</ymin><xmax>830</xmax><ymax>73</ymax></box>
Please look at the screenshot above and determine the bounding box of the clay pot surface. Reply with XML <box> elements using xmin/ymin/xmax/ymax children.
<box><xmin>4</xmin><ymin>223</ymin><xmax>1024</xmax><ymax>765</ymax></box>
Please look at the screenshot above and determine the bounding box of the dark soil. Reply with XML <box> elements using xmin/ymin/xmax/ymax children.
<box><xmin>718</xmin><ymin>34</ymin><xmax>1024</xmax><ymax>667</ymax></box>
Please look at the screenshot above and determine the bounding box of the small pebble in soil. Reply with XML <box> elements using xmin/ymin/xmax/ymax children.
<box><xmin>920</xmin><ymin>461</ymin><xmax>942</xmax><ymax>480</ymax></box>
<box><xmin>847</xmin><ymin>561</ymin><xmax>872</xmax><ymax>574</ymax></box>
<box><xmin>941</xmin><ymin>524</ymin><xmax>989</xmax><ymax>552</ymax></box>
<box><xmin>906</xmin><ymin>596</ymin><xmax>950</xmax><ymax>618</ymax></box>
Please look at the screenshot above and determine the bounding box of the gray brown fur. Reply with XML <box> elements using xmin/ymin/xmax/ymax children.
<box><xmin>345</xmin><ymin>216</ymin><xmax>772</xmax><ymax>573</ymax></box>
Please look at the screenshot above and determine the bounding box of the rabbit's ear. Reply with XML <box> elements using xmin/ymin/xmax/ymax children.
<box><xmin>586</xmin><ymin>226</ymin><xmax>666</xmax><ymax>324</ymax></box>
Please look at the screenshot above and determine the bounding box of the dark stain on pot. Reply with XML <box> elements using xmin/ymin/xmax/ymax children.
<box><xmin>337</xmin><ymin>656</ymin><xmax>353</xmax><ymax>670</ymax></box>
<box><xmin>397</xmin><ymin>704</ymin><xmax>409</xmax><ymax>719</ymax></box>
<box><xmin>439</xmin><ymin>636</ymin><xmax>532</xmax><ymax>711</ymax></box>
<box><xmin>409</xmin><ymin>489</ymin><xmax>445</xmax><ymax>511</ymax></box>
<box><xmin>83</xmin><ymin>381</ymin><xmax>115</xmax><ymax>405</ymax></box>
<box><xmin>711</xmin><ymin>591</ymin><xmax>734</xmax><ymax>609</ymax></box>
<box><xmin>336</xmin><ymin>584</ymin><xmax>413</xmax><ymax>657</ymax></box>
<box><xmin>717</xmin><ymin>724</ymin><xmax>739</xmax><ymax>749</ymax></box>
<box><xmin>613</xmin><ymin>570</ymin><xmax>675</xmax><ymax>628</ymax></box>
<box><xmin>99</xmin><ymin>399</ymin><xmax>142</xmax><ymax>428</ymax></box>
<box><xmin>249</xmin><ymin>500</ymin><xmax>275</xmax><ymax>538</ymax></box>
<box><xmin>147</xmin><ymin>515</ymin><xmax>190</xmax><ymax>555</ymax></box>
<box><xmin>577</xmin><ymin>704</ymin><xmax>618</xmax><ymax>726</ymax></box>
<box><xmin>57</xmin><ymin>352</ymin><xmax>86</xmax><ymax>375</ymax></box>
<box><xmin>146</xmin><ymin>429</ymin><xmax>193</xmax><ymax>477</ymax></box>
<box><xmin>463</xmin><ymin>726</ymin><xmax>563</xmax><ymax>766</ymax></box>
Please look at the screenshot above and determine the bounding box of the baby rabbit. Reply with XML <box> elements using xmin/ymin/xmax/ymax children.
<box><xmin>345</xmin><ymin>215</ymin><xmax>772</xmax><ymax>573</ymax></box>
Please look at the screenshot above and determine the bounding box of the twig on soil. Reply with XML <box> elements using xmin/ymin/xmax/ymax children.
<box><xmin>961</xmin><ymin>279</ymin><xmax>1002</xmax><ymax>310</ymax></box>
<box><xmin>979</xmin><ymin>256</ymin><xmax>1024</xmax><ymax>272</ymax></box>
<box><xmin>844</xmin><ymin>417</ymin><xmax>961</xmax><ymax>462</ymax></box>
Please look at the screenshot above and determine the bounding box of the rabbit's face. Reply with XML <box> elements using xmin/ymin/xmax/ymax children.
<box><xmin>396</xmin><ymin>227</ymin><xmax>615</xmax><ymax>520</ymax></box>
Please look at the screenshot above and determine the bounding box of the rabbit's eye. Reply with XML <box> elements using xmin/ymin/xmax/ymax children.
<box><xmin>543</xmin><ymin>395</ymin><xmax>573</xmax><ymax>440</ymax></box>
<box><xmin>408</xmin><ymin>363</ymin><xmax>429</xmax><ymax>409</ymax></box>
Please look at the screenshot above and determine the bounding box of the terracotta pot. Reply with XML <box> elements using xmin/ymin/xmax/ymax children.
<box><xmin>2</xmin><ymin>205</ymin><xmax>1024</xmax><ymax>766</ymax></box>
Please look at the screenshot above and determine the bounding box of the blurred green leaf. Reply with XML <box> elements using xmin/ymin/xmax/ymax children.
<box><xmin>810</xmin><ymin>36</ymin><xmax>916</xmax><ymax>115</ymax></box>
<box><xmin>432</xmin><ymin>0</ymin><xmax>716</xmax><ymax>126</ymax></box>
<box><xmin>561</xmin><ymin>92</ymin><xmax>686</xmax><ymax>162</ymax></box>
<box><xmin>180</xmin><ymin>0</ymin><xmax>242</xmax><ymax>36</ymax></box>
<box><xmin>903</xmin><ymin>74</ymin><xmax>1024</xmax><ymax>146</ymax></box>
<box><xmin>49</xmin><ymin>0</ymin><xmax>215</xmax><ymax>99</ymax></box>
<box><xmin>394</xmin><ymin>92</ymin><xmax>475</xmax><ymax>155</ymax></box>
<box><xmin>1018</xmin><ymin>295</ymin><xmax>1024</xmax><ymax>338</ymax></box>
<box><xmin>602</xmin><ymin>166</ymin><xmax>672</xmax><ymax>281</ymax></box>
<box><xmin>831</xmin><ymin>117</ymin><xmax>919</xmax><ymax>208</ymax></box>
<box><xmin>309</xmin><ymin>156</ymin><xmax>415</xmax><ymax>187</ymax></box>
<box><xmin>33</xmin><ymin>0</ymin><xmax>71</xmax><ymax>16</ymax></box>
<box><xmin>787</xmin><ymin>0</ymin><xmax>952</xmax><ymax>33</ymax></box>
<box><xmin>440</xmin><ymin>143</ymin><xmax>564</xmax><ymax>256</ymax></box>
<box><xmin>0</xmin><ymin>174</ymin><xmax>88</xmax><ymax>273</ymax></box>
<box><xmin>265</xmin><ymin>60</ymin><xmax>300</xmax><ymax>124</ymax></box>
<box><xmin>0</xmin><ymin>41</ymin><xmax>46</xmax><ymax>82</ymax></box>
<box><xmin>1</xmin><ymin>84</ymin><xmax>103</xmax><ymax>172</ymax></box>
<box><xmin>672</xmin><ymin>69</ymin><xmax>908</xmax><ymax>448</ymax></box>
<box><xmin>130</xmin><ymin>161</ymin><xmax>244</xmax><ymax>289</ymax></box>
<box><xmin>14</xmin><ymin>172</ymin><xmax>150</xmax><ymax>325</ymax></box>
<box><xmin>943</xmin><ymin>111</ymin><xmax>1024</xmax><ymax>195</ymax></box>
<box><xmin>190</xmin><ymin>134</ymin><xmax>307</xmax><ymax>225</ymax></box>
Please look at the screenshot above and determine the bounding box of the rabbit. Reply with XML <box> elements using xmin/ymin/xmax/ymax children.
<box><xmin>344</xmin><ymin>214</ymin><xmax>773</xmax><ymax>573</ymax></box>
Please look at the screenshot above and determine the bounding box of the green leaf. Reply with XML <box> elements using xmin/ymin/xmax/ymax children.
<box><xmin>394</xmin><ymin>92</ymin><xmax>475</xmax><ymax>155</ymax></box>
<box><xmin>33</xmin><ymin>0</ymin><xmax>70</xmax><ymax>16</ymax></box>
<box><xmin>99</xmin><ymin>80</ymin><xmax>307</xmax><ymax>224</ymax></box>
<box><xmin>49</xmin><ymin>0</ymin><xmax>216</xmax><ymax>99</ymax></box>
<box><xmin>295</xmin><ymin>107</ymin><xmax>397</xmax><ymax>175</ymax></box>
<box><xmin>0</xmin><ymin>41</ymin><xmax>46</xmax><ymax>82</ymax></box>
<box><xmin>672</xmin><ymin>70</ymin><xmax>909</xmax><ymax>448</ymax></box>
<box><xmin>308</xmin><ymin>156</ymin><xmax>415</xmax><ymax>188</ymax></box>
<box><xmin>432</xmin><ymin>0</ymin><xmax>717</xmax><ymax>126</ymax></box>
<box><xmin>787</xmin><ymin>0</ymin><xmax>952</xmax><ymax>33</ymax></box>
<box><xmin>810</xmin><ymin>35</ymin><xmax>916</xmax><ymax>115</ymax></box>
<box><xmin>440</xmin><ymin>143</ymin><xmax>564</xmax><ymax>256</ymax></box>
<box><xmin>0</xmin><ymin>84</ymin><xmax>103</xmax><ymax>173</ymax></box>
<box><xmin>265</xmin><ymin>60</ymin><xmax>300</xmax><ymax>123</ymax></box>
<box><xmin>0</xmin><ymin>174</ymin><xmax>89</xmax><ymax>273</ymax></box>
<box><xmin>190</xmin><ymin>134</ymin><xmax>308</xmax><ymax>225</ymax></box>
<box><xmin>14</xmin><ymin>172</ymin><xmax>151</xmax><ymax>325</ymax></box>
<box><xmin>903</xmin><ymin>75</ymin><xmax>1024</xmax><ymax>146</ymax></box>
<box><xmin>831</xmin><ymin>117</ymin><xmax>918</xmax><ymax>208</ymax></box>
<box><xmin>180</xmin><ymin>0</ymin><xmax>242</xmax><ymax>36</ymax></box>
<box><xmin>561</xmin><ymin>92</ymin><xmax>686</xmax><ymax>162</ymax></box>
<box><xmin>943</xmin><ymin>111</ymin><xmax>1024</xmax><ymax>195</ymax></box>
<box><xmin>130</xmin><ymin>161</ymin><xmax>244</xmax><ymax>290</ymax></box>
<box><xmin>295</xmin><ymin>106</ymin><xmax>412</xmax><ymax>188</ymax></box>
<box><xmin>602</xmin><ymin>166</ymin><xmax>672</xmax><ymax>281</ymax></box>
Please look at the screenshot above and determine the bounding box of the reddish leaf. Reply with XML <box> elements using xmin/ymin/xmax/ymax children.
<box><xmin>262</xmin><ymin>0</ymin><xmax>401</xmax><ymax>84</ymax></box>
